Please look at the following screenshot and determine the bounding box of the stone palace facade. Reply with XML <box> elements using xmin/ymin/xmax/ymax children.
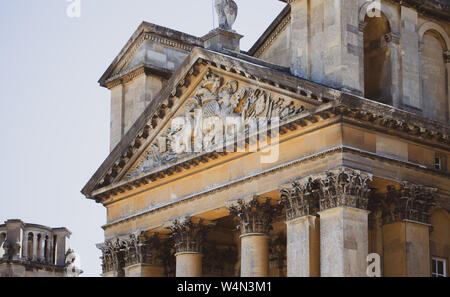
<box><xmin>82</xmin><ymin>0</ymin><xmax>450</xmax><ymax>277</ymax></box>
<box><xmin>0</xmin><ymin>220</ymin><xmax>82</xmax><ymax>277</ymax></box>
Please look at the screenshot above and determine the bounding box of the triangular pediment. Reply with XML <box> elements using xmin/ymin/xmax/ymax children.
<box><xmin>82</xmin><ymin>47</ymin><xmax>342</xmax><ymax>200</ymax></box>
<box><xmin>125</xmin><ymin>68</ymin><xmax>313</xmax><ymax>179</ymax></box>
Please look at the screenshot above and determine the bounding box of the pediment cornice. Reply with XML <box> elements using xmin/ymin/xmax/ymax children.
<box><xmin>82</xmin><ymin>47</ymin><xmax>450</xmax><ymax>204</ymax></box>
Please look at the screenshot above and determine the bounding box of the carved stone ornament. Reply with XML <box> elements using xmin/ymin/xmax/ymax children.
<box><xmin>279</xmin><ymin>177</ymin><xmax>321</xmax><ymax>221</ymax></box>
<box><xmin>98</xmin><ymin>238</ymin><xmax>125</xmax><ymax>275</ymax></box>
<box><xmin>215</xmin><ymin>0</ymin><xmax>238</xmax><ymax>31</ymax></box>
<box><xmin>380</xmin><ymin>182</ymin><xmax>436</xmax><ymax>225</ymax></box>
<box><xmin>122</xmin><ymin>232</ymin><xmax>163</xmax><ymax>267</ymax></box>
<box><xmin>227</xmin><ymin>197</ymin><xmax>282</xmax><ymax>236</ymax></box>
<box><xmin>98</xmin><ymin>233</ymin><xmax>163</xmax><ymax>274</ymax></box>
<box><xmin>1</xmin><ymin>240</ymin><xmax>20</xmax><ymax>261</ymax></box>
<box><xmin>316</xmin><ymin>167</ymin><xmax>373</xmax><ymax>211</ymax></box>
<box><xmin>168</xmin><ymin>218</ymin><xmax>209</xmax><ymax>254</ymax></box>
<box><xmin>128</xmin><ymin>70</ymin><xmax>305</xmax><ymax>177</ymax></box>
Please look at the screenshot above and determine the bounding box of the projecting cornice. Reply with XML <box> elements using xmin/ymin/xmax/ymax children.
<box><xmin>82</xmin><ymin>47</ymin><xmax>341</xmax><ymax>201</ymax></box>
<box><xmin>82</xmin><ymin>47</ymin><xmax>450</xmax><ymax>204</ymax></box>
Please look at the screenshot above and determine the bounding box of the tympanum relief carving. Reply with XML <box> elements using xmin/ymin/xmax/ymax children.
<box><xmin>128</xmin><ymin>71</ymin><xmax>305</xmax><ymax>177</ymax></box>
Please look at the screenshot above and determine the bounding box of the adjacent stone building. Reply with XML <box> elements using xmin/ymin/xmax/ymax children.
<box><xmin>82</xmin><ymin>0</ymin><xmax>450</xmax><ymax>277</ymax></box>
<box><xmin>0</xmin><ymin>219</ymin><xmax>82</xmax><ymax>277</ymax></box>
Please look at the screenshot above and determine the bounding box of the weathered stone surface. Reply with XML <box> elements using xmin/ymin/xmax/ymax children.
<box><xmin>82</xmin><ymin>0</ymin><xmax>450</xmax><ymax>278</ymax></box>
<box><xmin>319</xmin><ymin>207</ymin><xmax>369</xmax><ymax>277</ymax></box>
<box><xmin>0</xmin><ymin>220</ymin><xmax>80</xmax><ymax>277</ymax></box>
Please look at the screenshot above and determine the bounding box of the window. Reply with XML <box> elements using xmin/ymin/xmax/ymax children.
<box><xmin>435</xmin><ymin>156</ymin><xmax>442</xmax><ymax>170</ymax></box>
<box><xmin>420</xmin><ymin>30</ymin><xmax>448</xmax><ymax>123</ymax></box>
<box><xmin>432</xmin><ymin>257</ymin><xmax>447</xmax><ymax>277</ymax></box>
<box><xmin>434</xmin><ymin>153</ymin><xmax>447</xmax><ymax>171</ymax></box>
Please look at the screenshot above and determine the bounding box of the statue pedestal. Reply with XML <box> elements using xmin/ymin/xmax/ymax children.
<box><xmin>202</xmin><ymin>28</ymin><xmax>243</xmax><ymax>52</ymax></box>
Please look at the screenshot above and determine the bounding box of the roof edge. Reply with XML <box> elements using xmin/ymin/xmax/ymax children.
<box><xmin>247</xmin><ymin>4</ymin><xmax>291</xmax><ymax>57</ymax></box>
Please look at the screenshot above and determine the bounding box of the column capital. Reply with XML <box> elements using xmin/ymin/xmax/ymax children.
<box><xmin>168</xmin><ymin>217</ymin><xmax>209</xmax><ymax>255</ymax></box>
<box><xmin>122</xmin><ymin>232</ymin><xmax>163</xmax><ymax>268</ymax></box>
<box><xmin>97</xmin><ymin>238</ymin><xmax>126</xmax><ymax>276</ymax></box>
<box><xmin>315</xmin><ymin>167</ymin><xmax>372</xmax><ymax>211</ymax></box>
<box><xmin>380</xmin><ymin>182</ymin><xmax>436</xmax><ymax>225</ymax></box>
<box><xmin>227</xmin><ymin>196</ymin><xmax>282</xmax><ymax>236</ymax></box>
<box><xmin>279</xmin><ymin>177</ymin><xmax>320</xmax><ymax>221</ymax></box>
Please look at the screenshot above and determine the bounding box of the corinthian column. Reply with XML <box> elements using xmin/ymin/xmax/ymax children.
<box><xmin>317</xmin><ymin>167</ymin><xmax>372</xmax><ymax>277</ymax></box>
<box><xmin>122</xmin><ymin>232</ymin><xmax>165</xmax><ymax>277</ymax></box>
<box><xmin>228</xmin><ymin>197</ymin><xmax>280</xmax><ymax>277</ymax></box>
<box><xmin>169</xmin><ymin>218</ymin><xmax>208</xmax><ymax>277</ymax></box>
<box><xmin>280</xmin><ymin>177</ymin><xmax>320</xmax><ymax>277</ymax></box>
<box><xmin>380</xmin><ymin>182</ymin><xmax>436</xmax><ymax>277</ymax></box>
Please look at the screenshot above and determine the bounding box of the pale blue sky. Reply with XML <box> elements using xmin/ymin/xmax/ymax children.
<box><xmin>0</xmin><ymin>0</ymin><xmax>285</xmax><ymax>276</ymax></box>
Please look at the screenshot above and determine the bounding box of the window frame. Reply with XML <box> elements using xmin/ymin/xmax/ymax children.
<box><xmin>432</xmin><ymin>257</ymin><xmax>448</xmax><ymax>277</ymax></box>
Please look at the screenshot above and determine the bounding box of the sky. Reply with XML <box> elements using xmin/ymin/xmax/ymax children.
<box><xmin>0</xmin><ymin>0</ymin><xmax>286</xmax><ymax>276</ymax></box>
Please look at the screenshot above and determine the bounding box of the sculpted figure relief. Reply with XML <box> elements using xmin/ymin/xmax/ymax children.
<box><xmin>128</xmin><ymin>71</ymin><xmax>305</xmax><ymax>176</ymax></box>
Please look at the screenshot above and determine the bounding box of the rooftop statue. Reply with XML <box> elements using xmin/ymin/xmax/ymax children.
<box><xmin>215</xmin><ymin>0</ymin><xmax>238</xmax><ymax>31</ymax></box>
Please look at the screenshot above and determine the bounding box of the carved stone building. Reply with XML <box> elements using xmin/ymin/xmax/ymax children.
<box><xmin>82</xmin><ymin>0</ymin><xmax>450</xmax><ymax>277</ymax></box>
<box><xmin>0</xmin><ymin>219</ymin><xmax>82</xmax><ymax>277</ymax></box>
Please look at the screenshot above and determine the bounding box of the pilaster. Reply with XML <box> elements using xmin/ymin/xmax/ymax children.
<box><xmin>380</xmin><ymin>182</ymin><xmax>436</xmax><ymax>277</ymax></box>
<box><xmin>280</xmin><ymin>177</ymin><xmax>320</xmax><ymax>277</ymax></box>
<box><xmin>316</xmin><ymin>167</ymin><xmax>372</xmax><ymax>277</ymax></box>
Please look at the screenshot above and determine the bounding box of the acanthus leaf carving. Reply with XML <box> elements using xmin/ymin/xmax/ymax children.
<box><xmin>279</xmin><ymin>177</ymin><xmax>320</xmax><ymax>220</ymax></box>
<box><xmin>227</xmin><ymin>197</ymin><xmax>281</xmax><ymax>235</ymax></box>
<box><xmin>98</xmin><ymin>232</ymin><xmax>164</xmax><ymax>275</ymax></box>
<box><xmin>317</xmin><ymin>167</ymin><xmax>372</xmax><ymax>211</ymax></box>
<box><xmin>380</xmin><ymin>182</ymin><xmax>436</xmax><ymax>225</ymax></box>
<box><xmin>168</xmin><ymin>218</ymin><xmax>209</xmax><ymax>254</ymax></box>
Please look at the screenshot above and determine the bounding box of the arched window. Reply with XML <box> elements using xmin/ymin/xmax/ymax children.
<box><xmin>420</xmin><ymin>30</ymin><xmax>448</xmax><ymax>123</ymax></box>
<box><xmin>363</xmin><ymin>12</ymin><xmax>393</xmax><ymax>105</ymax></box>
